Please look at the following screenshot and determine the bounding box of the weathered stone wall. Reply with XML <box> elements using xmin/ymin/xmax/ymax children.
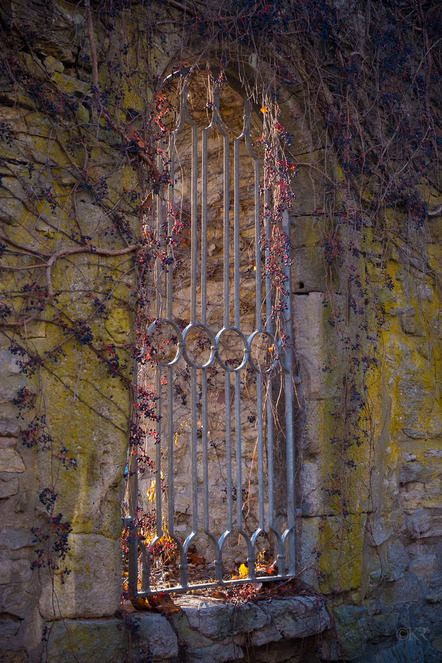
<box><xmin>0</xmin><ymin>1</ymin><xmax>140</xmax><ymax>659</ymax></box>
<box><xmin>0</xmin><ymin>1</ymin><xmax>440</xmax><ymax>662</ymax></box>
<box><xmin>290</xmin><ymin>151</ymin><xmax>441</xmax><ymax>658</ymax></box>
<box><xmin>44</xmin><ymin>595</ymin><xmax>331</xmax><ymax>663</ymax></box>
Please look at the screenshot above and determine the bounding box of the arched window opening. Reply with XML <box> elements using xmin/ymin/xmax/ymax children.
<box><xmin>124</xmin><ymin>70</ymin><xmax>296</xmax><ymax>596</ymax></box>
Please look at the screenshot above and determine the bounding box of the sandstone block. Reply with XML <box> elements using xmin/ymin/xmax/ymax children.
<box><xmin>137</xmin><ymin>613</ymin><xmax>179</xmax><ymax>659</ymax></box>
<box><xmin>185</xmin><ymin>641</ymin><xmax>243</xmax><ymax>663</ymax></box>
<box><xmin>175</xmin><ymin>595</ymin><xmax>269</xmax><ymax>640</ymax></box>
<box><xmin>0</xmin><ymin>651</ymin><xmax>27</xmax><ymax>662</ymax></box>
<box><xmin>0</xmin><ymin>450</ymin><xmax>25</xmax><ymax>473</ymax></box>
<box><xmin>0</xmin><ymin>612</ymin><xmax>21</xmax><ymax>640</ymax></box>
<box><xmin>38</xmin><ymin>534</ymin><xmax>122</xmax><ymax>619</ymax></box>
<box><xmin>405</xmin><ymin>508</ymin><xmax>442</xmax><ymax>539</ymax></box>
<box><xmin>0</xmin><ymin>558</ymin><xmax>32</xmax><ymax>585</ymax></box>
<box><xmin>252</xmin><ymin>597</ymin><xmax>330</xmax><ymax>644</ymax></box>
<box><xmin>291</xmin><ymin>246</ymin><xmax>326</xmax><ymax>293</ymax></box>
<box><xmin>0</xmin><ymin>476</ymin><xmax>18</xmax><ymax>499</ymax></box>
<box><xmin>380</xmin><ymin>539</ymin><xmax>410</xmax><ymax>582</ymax></box>
<box><xmin>0</xmin><ymin>528</ymin><xmax>33</xmax><ymax>550</ymax></box>
<box><xmin>328</xmin><ymin>604</ymin><xmax>369</xmax><ymax>660</ymax></box>
<box><xmin>0</xmin><ymin>439</ymin><xmax>17</xmax><ymax>449</ymax></box>
<box><xmin>292</xmin><ymin>292</ymin><xmax>339</xmax><ymax>400</ymax></box>
<box><xmin>45</xmin><ymin>619</ymin><xmax>125</xmax><ymax>663</ymax></box>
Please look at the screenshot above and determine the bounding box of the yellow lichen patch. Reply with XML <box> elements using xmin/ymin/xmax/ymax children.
<box><xmin>316</xmin><ymin>513</ymin><xmax>366</xmax><ymax>594</ymax></box>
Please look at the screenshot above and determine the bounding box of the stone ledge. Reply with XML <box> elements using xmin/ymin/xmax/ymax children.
<box><xmin>44</xmin><ymin>595</ymin><xmax>331</xmax><ymax>662</ymax></box>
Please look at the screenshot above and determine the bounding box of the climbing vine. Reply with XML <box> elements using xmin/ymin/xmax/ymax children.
<box><xmin>0</xmin><ymin>0</ymin><xmax>439</xmax><ymax>626</ymax></box>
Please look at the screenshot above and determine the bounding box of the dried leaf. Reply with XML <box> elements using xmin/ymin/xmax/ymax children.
<box><xmin>120</xmin><ymin>600</ymin><xmax>136</xmax><ymax>613</ymax></box>
<box><xmin>256</xmin><ymin>560</ymin><xmax>278</xmax><ymax>576</ymax></box>
<box><xmin>149</xmin><ymin>594</ymin><xmax>180</xmax><ymax>614</ymax></box>
<box><xmin>133</xmin><ymin>597</ymin><xmax>153</xmax><ymax>611</ymax></box>
<box><xmin>188</xmin><ymin>552</ymin><xmax>205</xmax><ymax>565</ymax></box>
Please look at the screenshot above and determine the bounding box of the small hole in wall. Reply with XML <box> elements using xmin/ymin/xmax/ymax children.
<box><xmin>298</xmin><ymin>282</ymin><xmax>304</xmax><ymax>289</ymax></box>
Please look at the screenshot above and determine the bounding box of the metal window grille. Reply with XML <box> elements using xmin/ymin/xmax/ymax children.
<box><xmin>126</xmin><ymin>72</ymin><xmax>296</xmax><ymax>597</ymax></box>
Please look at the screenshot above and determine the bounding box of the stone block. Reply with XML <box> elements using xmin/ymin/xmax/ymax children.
<box><xmin>0</xmin><ymin>612</ymin><xmax>21</xmax><ymax>640</ymax></box>
<box><xmin>290</xmin><ymin>151</ymin><xmax>325</xmax><ymax>216</ymax></box>
<box><xmin>399</xmin><ymin>461</ymin><xmax>433</xmax><ymax>485</ymax></box>
<box><xmin>0</xmin><ymin>439</ymin><xmax>17</xmax><ymax>449</ymax></box>
<box><xmin>0</xmin><ymin>450</ymin><xmax>25</xmax><ymax>474</ymax></box>
<box><xmin>398</xmin><ymin>308</ymin><xmax>424</xmax><ymax>336</ymax></box>
<box><xmin>330</xmin><ymin>604</ymin><xmax>369</xmax><ymax>660</ymax></box>
<box><xmin>368</xmin><ymin>611</ymin><xmax>399</xmax><ymax>640</ymax></box>
<box><xmin>292</xmin><ymin>292</ymin><xmax>339</xmax><ymax>400</ymax></box>
<box><xmin>185</xmin><ymin>641</ymin><xmax>243</xmax><ymax>663</ymax></box>
<box><xmin>299</xmin><ymin>459</ymin><xmax>323</xmax><ymax>515</ymax></box>
<box><xmin>0</xmin><ymin>651</ymin><xmax>27</xmax><ymax>663</ymax></box>
<box><xmin>0</xmin><ymin>407</ymin><xmax>26</xmax><ymax>438</ymax></box>
<box><xmin>0</xmin><ymin>528</ymin><xmax>34</xmax><ymax>550</ymax></box>
<box><xmin>405</xmin><ymin>508</ymin><xmax>442</xmax><ymax>539</ymax></box>
<box><xmin>38</xmin><ymin>534</ymin><xmax>122</xmax><ymax>619</ymax></box>
<box><xmin>232</xmin><ymin>601</ymin><xmax>270</xmax><ymax>634</ymax></box>
<box><xmin>175</xmin><ymin>595</ymin><xmax>269</xmax><ymax>641</ymax></box>
<box><xmin>45</xmin><ymin>619</ymin><xmax>125</xmax><ymax>663</ymax></box>
<box><xmin>137</xmin><ymin>613</ymin><xmax>179</xmax><ymax>659</ymax></box>
<box><xmin>249</xmin><ymin>622</ymin><xmax>283</xmax><ymax>647</ymax></box>
<box><xmin>253</xmin><ymin>639</ymin><xmax>303</xmax><ymax>663</ymax></box>
<box><xmin>291</xmin><ymin>246</ymin><xmax>326</xmax><ymax>293</ymax></box>
<box><xmin>408</xmin><ymin>552</ymin><xmax>438</xmax><ymax>578</ymax></box>
<box><xmin>169</xmin><ymin>611</ymin><xmax>214</xmax><ymax>649</ymax></box>
<box><xmin>290</xmin><ymin>215</ymin><xmax>324</xmax><ymax>249</ymax></box>
<box><xmin>382</xmin><ymin>573</ymin><xmax>423</xmax><ymax>607</ymax></box>
<box><xmin>0</xmin><ymin>477</ymin><xmax>18</xmax><ymax>499</ymax></box>
<box><xmin>0</xmin><ymin>585</ymin><xmax>40</xmax><ymax>621</ymax></box>
<box><xmin>379</xmin><ymin>539</ymin><xmax>409</xmax><ymax>583</ymax></box>
<box><xmin>252</xmin><ymin>597</ymin><xmax>330</xmax><ymax>645</ymax></box>
<box><xmin>0</xmin><ymin>558</ymin><xmax>32</xmax><ymax>585</ymax></box>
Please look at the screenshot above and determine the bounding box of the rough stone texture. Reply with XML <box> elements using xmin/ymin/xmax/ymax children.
<box><xmin>0</xmin><ymin>476</ymin><xmax>19</xmax><ymax>499</ymax></box>
<box><xmin>43</xmin><ymin>597</ymin><xmax>330</xmax><ymax>662</ymax></box>
<box><xmin>0</xmin><ymin>1</ymin><xmax>440</xmax><ymax>661</ymax></box>
<box><xmin>0</xmin><ymin>449</ymin><xmax>25</xmax><ymax>474</ymax></box>
<box><xmin>45</xmin><ymin>614</ymin><xmax>178</xmax><ymax>663</ymax></box>
<box><xmin>45</xmin><ymin>619</ymin><xmax>127</xmax><ymax>663</ymax></box>
<box><xmin>39</xmin><ymin>534</ymin><xmax>122</xmax><ymax>619</ymax></box>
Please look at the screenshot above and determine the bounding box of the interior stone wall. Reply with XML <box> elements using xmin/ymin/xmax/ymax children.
<box><xmin>0</xmin><ymin>1</ymin><xmax>440</xmax><ymax>662</ymax></box>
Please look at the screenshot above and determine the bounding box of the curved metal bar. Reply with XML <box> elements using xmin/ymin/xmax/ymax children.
<box><xmin>182</xmin><ymin>322</ymin><xmax>217</xmax><ymax>369</ymax></box>
<box><xmin>215</xmin><ymin>326</ymin><xmax>249</xmax><ymax>372</ymax></box>
<box><xmin>269</xmin><ymin>527</ymin><xmax>286</xmax><ymax>575</ymax></box>
<box><xmin>146</xmin><ymin>319</ymin><xmax>184</xmax><ymax>366</ymax></box>
<box><xmin>247</xmin><ymin>329</ymin><xmax>279</xmax><ymax>374</ymax></box>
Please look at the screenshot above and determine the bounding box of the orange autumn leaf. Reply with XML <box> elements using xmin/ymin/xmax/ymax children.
<box><xmin>149</xmin><ymin>594</ymin><xmax>180</xmax><ymax>614</ymax></box>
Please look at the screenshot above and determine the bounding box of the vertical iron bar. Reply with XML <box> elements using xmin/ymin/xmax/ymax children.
<box><xmin>190</xmin><ymin>121</ymin><xmax>198</xmax><ymax>324</ymax></box>
<box><xmin>219</xmin><ymin>87</ymin><xmax>233</xmax><ymax>552</ymax></box>
<box><xmin>155</xmin><ymin>366</ymin><xmax>163</xmax><ymax>541</ymax></box>
<box><xmin>167</xmin><ymin>137</ymin><xmax>175</xmax><ymax>538</ymax></box>
<box><xmin>190</xmin><ymin>365</ymin><xmax>198</xmax><ymax>535</ymax></box>
<box><xmin>223</xmin><ymin>126</ymin><xmax>230</xmax><ymax>325</ymax></box>
<box><xmin>225</xmin><ymin>374</ymin><xmax>233</xmax><ymax>533</ymax></box>
<box><xmin>264</xmin><ymin>172</ymin><xmax>279</xmax><ymax>565</ymax></box>
<box><xmin>282</xmin><ymin>209</ymin><xmax>296</xmax><ymax>574</ymax></box>
<box><xmin>201</xmin><ymin>110</ymin><xmax>209</xmax><ymax>536</ymax></box>
<box><xmin>233</xmin><ymin>125</ymin><xmax>243</xmax><ymax>544</ymax></box>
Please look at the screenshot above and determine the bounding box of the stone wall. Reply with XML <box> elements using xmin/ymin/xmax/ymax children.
<box><xmin>0</xmin><ymin>1</ymin><xmax>440</xmax><ymax>662</ymax></box>
<box><xmin>44</xmin><ymin>595</ymin><xmax>331</xmax><ymax>663</ymax></box>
